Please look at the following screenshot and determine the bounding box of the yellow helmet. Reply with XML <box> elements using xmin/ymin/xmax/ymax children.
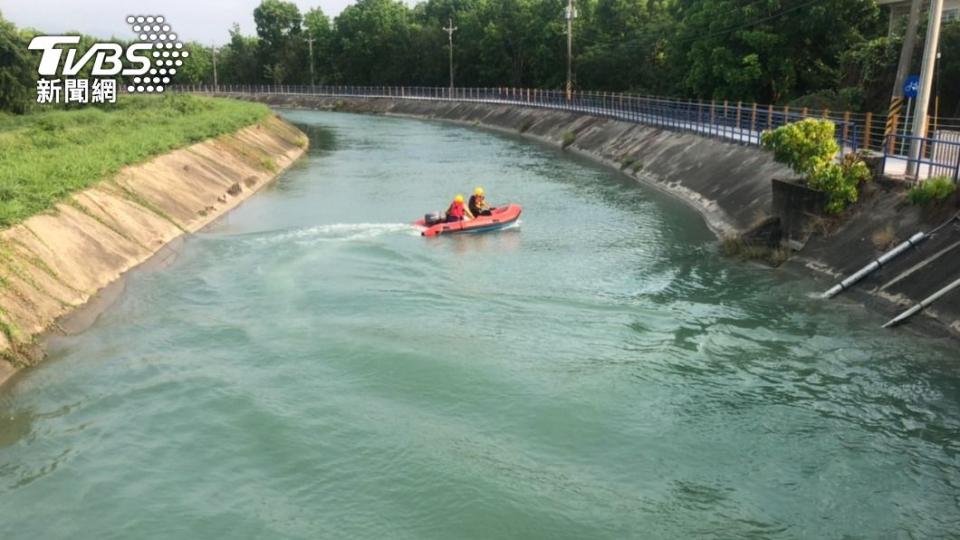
<box><xmin>454</xmin><ymin>194</ymin><xmax>464</xmax><ymax>203</ymax></box>
<box><xmin>474</xmin><ymin>187</ymin><xmax>485</xmax><ymax>196</ymax></box>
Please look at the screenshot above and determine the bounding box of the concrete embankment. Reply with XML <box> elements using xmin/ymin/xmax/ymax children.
<box><xmin>228</xmin><ymin>94</ymin><xmax>959</xmax><ymax>341</ymax></box>
<box><xmin>789</xmin><ymin>183</ymin><xmax>960</xmax><ymax>338</ymax></box>
<box><xmin>0</xmin><ymin>114</ymin><xmax>307</xmax><ymax>385</ymax></box>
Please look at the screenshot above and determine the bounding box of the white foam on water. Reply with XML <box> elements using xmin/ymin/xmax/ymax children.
<box><xmin>254</xmin><ymin>223</ymin><xmax>418</xmax><ymax>245</ymax></box>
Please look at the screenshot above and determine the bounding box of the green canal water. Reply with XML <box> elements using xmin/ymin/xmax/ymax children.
<box><xmin>1</xmin><ymin>110</ymin><xmax>959</xmax><ymax>538</ymax></box>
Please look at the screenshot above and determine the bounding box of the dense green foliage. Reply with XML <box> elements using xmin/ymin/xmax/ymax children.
<box><xmin>3</xmin><ymin>3</ymin><xmax>960</xmax><ymax>115</ymax></box>
<box><xmin>761</xmin><ymin>119</ymin><xmax>870</xmax><ymax>213</ymax></box>
<box><xmin>908</xmin><ymin>175</ymin><xmax>957</xmax><ymax>205</ymax></box>
<box><xmin>192</xmin><ymin>0</ymin><xmax>957</xmax><ymax>115</ymax></box>
<box><xmin>0</xmin><ymin>11</ymin><xmax>32</xmax><ymax>114</ymax></box>
<box><xmin>809</xmin><ymin>151</ymin><xmax>871</xmax><ymax>213</ymax></box>
<box><xmin>761</xmin><ymin>119</ymin><xmax>840</xmax><ymax>175</ymax></box>
<box><xmin>673</xmin><ymin>0</ymin><xmax>879</xmax><ymax>103</ymax></box>
<box><xmin>0</xmin><ymin>95</ymin><xmax>269</xmax><ymax>226</ymax></box>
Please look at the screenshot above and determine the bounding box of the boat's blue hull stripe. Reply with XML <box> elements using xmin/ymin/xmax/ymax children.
<box><xmin>446</xmin><ymin>218</ymin><xmax>519</xmax><ymax>235</ymax></box>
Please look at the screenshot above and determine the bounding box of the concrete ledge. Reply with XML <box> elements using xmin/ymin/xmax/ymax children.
<box><xmin>771</xmin><ymin>178</ymin><xmax>827</xmax><ymax>246</ymax></box>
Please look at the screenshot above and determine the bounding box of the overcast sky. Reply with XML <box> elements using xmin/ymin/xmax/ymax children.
<box><xmin>0</xmin><ymin>0</ymin><xmax>396</xmax><ymax>45</ymax></box>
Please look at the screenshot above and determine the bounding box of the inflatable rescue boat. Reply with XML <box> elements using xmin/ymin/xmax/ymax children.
<box><xmin>415</xmin><ymin>204</ymin><xmax>522</xmax><ymax>237</ymax></box>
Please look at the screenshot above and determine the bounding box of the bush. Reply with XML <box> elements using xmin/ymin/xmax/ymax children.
<box><xmin>761</xmin><ymin>119</ymin><xmax>869</xmax><ymax>214</ymax></box>
<box><xmin>760</xmin><ymin>118</ymin><xmax>840</xmax><ymax>174</ymax></box>
<box><xmin>908</xmin><ymin>176</ymin><xmax>957</xmax><ymax>205</ymax></box>
<box><xmin>561</xmin><ymin>131</ymin><xmax>576</xmax><ymax>148</ymax></box>
<box><xmin>808</xmin><ymin>152</ymin><xmax>871</xmax><ymax>213</ymax></box>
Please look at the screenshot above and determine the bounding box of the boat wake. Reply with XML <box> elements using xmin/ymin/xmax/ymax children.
<box><xmin>253</xmin><ymin>223</ymin><xmax>419</xmax><ymax>245</ymax></box>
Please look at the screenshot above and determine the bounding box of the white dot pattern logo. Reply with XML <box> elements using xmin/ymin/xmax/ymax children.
<box><xmin>126</xmin><ymin>14</ymin><xmax>184</xmax><ymax>93</ymax></box>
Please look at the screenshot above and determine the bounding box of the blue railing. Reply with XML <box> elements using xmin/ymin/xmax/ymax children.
<box><xmin>882</xmin><ymin>133</ymin><xmax>960</xmax><ymax>181</ymax></box>
<box><xmin>177</xmin><ymin>84</ymin><xmax>861</xmax><ymax>152</ymax></box>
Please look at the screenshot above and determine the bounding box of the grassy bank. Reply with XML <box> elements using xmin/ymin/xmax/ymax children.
<box><xmin>0</xmin><ymin>95</ymin><xmax>270</xmax><ymax>227</ymax></box>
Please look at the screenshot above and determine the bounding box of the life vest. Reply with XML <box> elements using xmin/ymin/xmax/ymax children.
<box><xmin>447</xmin><ymin>200</ymin><xmax>465</xmax><ymax>218</ymax></box>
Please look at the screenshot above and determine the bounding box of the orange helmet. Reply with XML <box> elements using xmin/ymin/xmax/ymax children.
<box><xmin>454</xmin><ymin>194</ymin><xmax>464</xmax><ymax>203</ymax></box>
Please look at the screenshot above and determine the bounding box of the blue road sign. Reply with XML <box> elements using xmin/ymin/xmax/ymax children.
<box><xmin>903</xmin><ymin>75</ymin><xmax>920</xmax><ymax>98</ymax></box>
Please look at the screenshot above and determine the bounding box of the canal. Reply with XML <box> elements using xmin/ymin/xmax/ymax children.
<box><xmin>1</xmin><ymin>110</ymin><xmax>958</xmax><ymax>538</ymax></box>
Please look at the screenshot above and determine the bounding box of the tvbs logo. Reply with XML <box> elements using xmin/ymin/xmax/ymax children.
<box><xmin>28</xmin><ymin>15</ymin><xmax>189</xmax><ymax>104</ymax></box>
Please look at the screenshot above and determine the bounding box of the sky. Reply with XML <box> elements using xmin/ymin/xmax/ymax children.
<box><xmin>0</xmin><ymin>0</ymin><xmax>398</xmax><ymax>45</ymax></box>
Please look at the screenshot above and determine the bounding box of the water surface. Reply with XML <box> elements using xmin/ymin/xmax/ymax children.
<box><xmin>1</xmin><ymin>110</ymin><xmax>959</xmax><ymax>538</ymax></box>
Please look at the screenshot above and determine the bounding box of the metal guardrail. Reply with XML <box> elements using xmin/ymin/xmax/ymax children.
<box><xmin>177</xmin><ymin>84</ymin><xmax>859</xmax><ymax>150</ymax></box>
<box><xmin>882</xmin><ymin>133</ymin><xmax>960</xmax><ymax>181</ymax></box>
<box><xmin>178</xmin><ymin>84</ymin><xmax>960</xmax><ymax>181</ymax></box>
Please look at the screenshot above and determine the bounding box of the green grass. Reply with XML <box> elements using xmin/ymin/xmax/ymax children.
<box><xmin>908</xmin><ymin>176</ymin><xmax>957</xmax><ymax>206</ymax></box>
<box><xmin>0</xmin><ymin>94</ymin><xmax>270</xmax><ymax>227</ymax></box>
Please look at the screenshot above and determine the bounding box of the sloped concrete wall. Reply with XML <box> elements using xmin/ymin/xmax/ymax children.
<box><xmin>0</xmin><ymin>115</ymin><xmax>307</xmax><ymax>384</ymax></box>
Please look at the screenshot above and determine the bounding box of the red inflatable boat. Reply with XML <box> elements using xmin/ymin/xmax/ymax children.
<box><xmin>415</xmin><ymin>204</ymin><xmax>522</xmax><ymax>237</ymax></box>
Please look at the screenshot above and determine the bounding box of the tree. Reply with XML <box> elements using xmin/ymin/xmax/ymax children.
<box><xmin>332</xmin><ymin>0</ymin><xmax>417</xmax><ymax>84</ymax></box>
<box><xmin>420</xmin><ymin>0</ymin><xmax>485</xmax><ymax>86</ymax></box>
<box><xmin>578</xmin><ymin>0</ymin><xmax>674</xmax><ymax>92</ymax></box>
<box><xmin>219</xmin><ymin>23</ymin><xmax>261</xmax><ymax>84</ymax></box>
<box><xmin>671</xmin><ymin>0</ymin><xmax>881</xmax><ymax>103</ymax></box>
<box><xmin>304</xmin><ymin>7</ymin><xmax>335</xmax><ymax>83</ymax></box>
<box><xmin>177</xmin><ymin>42</ymin><xmax>213</xmax><ymax>84</ymax></box>
<box><xmin>0</xmin><ymin>13</ymin><xmax>34</xmax><ymax>113</ymax></box>
<box><xmin>254</xmin><ymin>0</ymin><xmax>305</xmax><ymax>83</ymax></box>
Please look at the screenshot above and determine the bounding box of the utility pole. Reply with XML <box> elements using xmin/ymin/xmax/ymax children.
<box><xmin>211</xmin><ymin>44</ymin><xmax>218</xmax><ymax>87</ymax></box>
<box><xmin>565</xmin><ymin>0</ymin><xmax>572</xmax><ymax>100</ymax></box>
<box><xmin>907</xmin><ymin>0</ymin><xmax>944</xmax><ymax>177</ymax></box>
<box><xmin>934</xmin><ymin>49</ymin><xmax>942</xmax><ymax>133</ymax></box>
<box><xmin>886</xmin><ymin>0</ymin><xmax>922</xmax><ymax>140</ymax></box>
<box><xmin>443</xmin><ymin>17</ymin><xmax>457</xmax><ymax>90</ymax></box>
<box><xmin>306</xmin><ymin>36</ymin><xmax>316</xmax><ymax>86</ymax></box>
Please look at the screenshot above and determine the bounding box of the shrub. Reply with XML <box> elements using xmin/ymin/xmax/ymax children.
<box><xmin>561</xmin><ymin>131</ymin><xmax>576</xmax><ymax>148</ymax></box>
<box><xmin>760</xmin><ymin>118</ymin><xmax>839</xmax><ymax>175</ymax></box>
<box><xmin>761</xmin><ymin>119</ymin><xmax>869</xmax><ymax>214</ymax></box>
<box><xmin>808</xmin><ymin>152</ymin><xmax>871</xmax><ymax>213</ymax></box>
<box><xmin>908</xmin><ymin>176</ymin><xmax>957</xmax><ymax>205</ymax></box>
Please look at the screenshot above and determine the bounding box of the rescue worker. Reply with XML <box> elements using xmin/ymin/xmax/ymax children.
<box><xmin>446</xmin><ymin>194</ymin><xmax>474</xmax><ymax>222</ymax></box>
<box><xmin>469</xmin><ymin>187</ymin><xmax>492</xmax><ymax>216</ymax></box>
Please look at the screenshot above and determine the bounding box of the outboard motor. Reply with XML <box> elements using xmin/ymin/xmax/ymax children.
<box><xmin>424</xmin><ymin>212</ymin><xmax>443</xmax><ymax>226</ymax></box>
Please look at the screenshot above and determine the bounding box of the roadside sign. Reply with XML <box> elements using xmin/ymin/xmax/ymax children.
<box><xmin>903</xmin><ymin>75</ymin><xmax>920</xmax><ymax>98</ymax></box>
